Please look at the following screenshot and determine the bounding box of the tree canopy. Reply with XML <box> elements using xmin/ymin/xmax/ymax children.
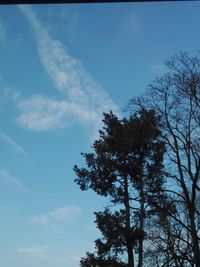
<box><xmin>74</xmin><ymin>108</ymin><xmax>165</xmax><ymax>267</ymax></box>
<box><xmin>74</xmin><ymin>51</ymin><xmax>200</xmax><ymax>267</ymax></box>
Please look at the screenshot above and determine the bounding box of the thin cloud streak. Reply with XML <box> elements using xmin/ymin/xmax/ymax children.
<box><xmin>0</xmin><ymin>132</ymin><xmax>27</xmax><ymax>156</ymax></box>
<box><xmin>18</xmin><ymin>246</ymin><xmax>47</xmax><ymax>255</ymax></box>
<box><xmin>0</xmin><ymin>168</ymin><xmax>26</xmax><ymax>190</ymax></box>
<box><xmin>18</xmin><ymin>246</ymin><xmax>70</xmax><ymax>264</ymax></box>
<box><xmin>31</xmin><ymin>205</ymin><xmax>81</xmax><ymax>226</ymax></box>
<box><xmin>18</xmin><ymin>5</ymin><xmax>120</xmax><ymax>136</ymax></box>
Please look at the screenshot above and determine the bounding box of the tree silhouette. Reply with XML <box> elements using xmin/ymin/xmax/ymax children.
<box><xmin>128</xmin><ymin>52</ymin><xmax>200</xmax><ymax>266</ymax></box>
<box><xmin>74</xmin><ymin>108</ymin><xmax>165</xmax><ymax>267</ymax></box>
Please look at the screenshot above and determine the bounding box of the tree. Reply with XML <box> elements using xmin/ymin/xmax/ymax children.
<box><xmin>80</xmin><ymin>208</ymin><xmax>128</xmax><ymax>267</ymax></box>
<box><xmin>127</xmin><ymin>52</ymin><xmax>200</xmax><ymax>266</ymax></box>
<box><xmin>74</xmin><ymin>108</ymin><xmax>165</xmax><ymax>267</ymax></box>
<box><xmin>144</xmin><ymin>199</ymin><xmax>194</xmax><ymax>267</ymax></box>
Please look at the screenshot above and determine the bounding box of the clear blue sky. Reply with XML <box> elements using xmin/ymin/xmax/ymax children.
<box><xmin>0</xmin><ymin>2</ymin><xmax>200</xmax><ymax>266</ymax></box>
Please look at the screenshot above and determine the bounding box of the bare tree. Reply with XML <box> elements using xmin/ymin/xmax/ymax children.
<box><xmin>127</xmin><ymin>52</ymin><xmax>200</xmax><ymax>266</ymax></box>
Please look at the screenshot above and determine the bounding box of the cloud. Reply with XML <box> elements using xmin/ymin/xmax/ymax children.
<box><xmin>116</xmin><ymin>9</ymin><xmax>138</xmax><ymax>38</ymax></box>
<box><xmin>16</xmin><ymin>95</ymin><xmax>72</xmax><ymax>131</ymax></box>
<box><xmin>2</xmin><ymin>87</ymin><xmax>21</xmax><ymax>102</ymax></box>
<box><xmin>150</xmin><ymin>63</ymin><xmax>166</xmax><ymax>75</ymax></box>
<box><xmin>0</xmin><ymin>168</ymin><xmax>26</xmax><ymax>190</ymax></box>
<box><xmin>0</xmin><ymin>132</ymin><xmax>27</xmax><ymax>156</ymax></box>
<box><xmin>18</xmin><ymin>245</ymin><xmax>70</xmax><ymax>264</ymax></box>
<box><xmin>47</xmin><ymin>6</ymin><xmax>79</xmax><ymax>36</ymax></box>
<box><xmin>31</xmin><ymin>206</ymin><xmax>81</xmax><ymax>226</ymax></box>
<box><xmin>18</xmin><ymin>246</ymin><xmax>47</xmax><ymax>255</ymax></box>
<box><xmin>124</xmin><ymin>10</ymin><xmax>138</xmax><ymax>34</ymax></box>
<box><xmin>17</xmin><ymin>5</ymin><xmax>119</xmax><ymax>137</ymax></box>
<box><xmin>16</xmin><ymin>94</ymin><xmax>100</xmax><ymax>131</ymax></box>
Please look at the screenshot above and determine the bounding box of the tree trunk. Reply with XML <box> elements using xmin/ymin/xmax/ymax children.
<box><xmin>124</xmin><ymin>175</ymin><xmax>134</xmax><ymax>267</ymax></box>
<box><xmin>189</xmin><ymin>210</ymin><xmax>200</xmax><ymax>267</ymax></box>
<box><xmin>127</xmin><ymin>242</ymin><xmax>134</xmax><ymax>267</ymax></box>
<box><xmin>137</xmin><ymin>179</ymin><xmax>144</xmax><ymax>267</ymax></box>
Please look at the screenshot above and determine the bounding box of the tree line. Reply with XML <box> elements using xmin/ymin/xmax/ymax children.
<box><xmin>73</xmin><ymin>52</ymin><xmax>200</xmax><ymax>267</ymax></box>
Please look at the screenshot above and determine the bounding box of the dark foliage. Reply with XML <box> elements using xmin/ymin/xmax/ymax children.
<box><xmin>74</xmin><ymin>108</ymin><xmax>165</xmax><ymax>267</ymax></box>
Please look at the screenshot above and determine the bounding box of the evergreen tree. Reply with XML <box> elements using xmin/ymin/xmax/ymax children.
<box><xmin>74</xmin><ymin>108</ymin><xmax>165</xmax><ymax>267</ymax></box>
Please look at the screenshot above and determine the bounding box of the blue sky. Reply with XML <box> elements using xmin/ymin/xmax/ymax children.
<box><xmin>0</xmin><ymin>2</ymin><xmax>200</xmax><ymax>266</ymax></box>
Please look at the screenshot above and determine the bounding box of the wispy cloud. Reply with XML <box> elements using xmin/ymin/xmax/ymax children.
<box><xmin>0</xmin><ymin>168</ymin><xmax>26</xmax><ymax>190</ymax></box>
<box><xmin>31</xmin><ymin>206</ymin><xmax>81</xmax><ymax>226</ymax></box>
<box><xmin>0</xmin><ymin>132</ymin><xmax>27</xmax><ymax>156</ymax></box>
<box><xmin>17</xmin><ymin>5</ymin><xmax>119</xmax><ymax>137</ymax></box>
<box><xmin>150</xmin><ymin>62</ymin><xmax>166</xmax><ymax>75</ymax></box>
<box><xmin>18</xmin><ymin>246</ymin><xmax>47</xmax><ymax>255</ymax></box>
<box><xmin>18</xmin><ymin>245</ymin><xmax>71</xmax><ymax>264</ymax></box>
<box><xmin>123</xmin><ymin>10</ymin><xmax>138</xmax><ymax>34</ymax></box>
<box><xmin>115</xmin><ymin>9</ymin><xmax>139</xmax><ymax>39</ymax></box>
<box><xmin>2</xmin><ymin>87</ymin><xmax>21</xmax><ymax>102</ymax></box>
<box><xmin>16</xmin><ymin>95</ymin><xmax>72</xmax><ymax>131</ymax></box>
<box><xmin>47</xmin><ymin>6</ymin><xmax>79</xmax><ymax>37</ymax></box>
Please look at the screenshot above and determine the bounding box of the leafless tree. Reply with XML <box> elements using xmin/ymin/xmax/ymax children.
<box><xmin>127</xmin><ymin>52</ymin><xmax>200</xmax><ymax>266</ymax></box>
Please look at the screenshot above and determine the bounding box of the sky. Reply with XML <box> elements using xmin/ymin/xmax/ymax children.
<box><xmin>0</xmin><ymin>1</ymin><xmax>200</xmax><ymax>267</ymax></box>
